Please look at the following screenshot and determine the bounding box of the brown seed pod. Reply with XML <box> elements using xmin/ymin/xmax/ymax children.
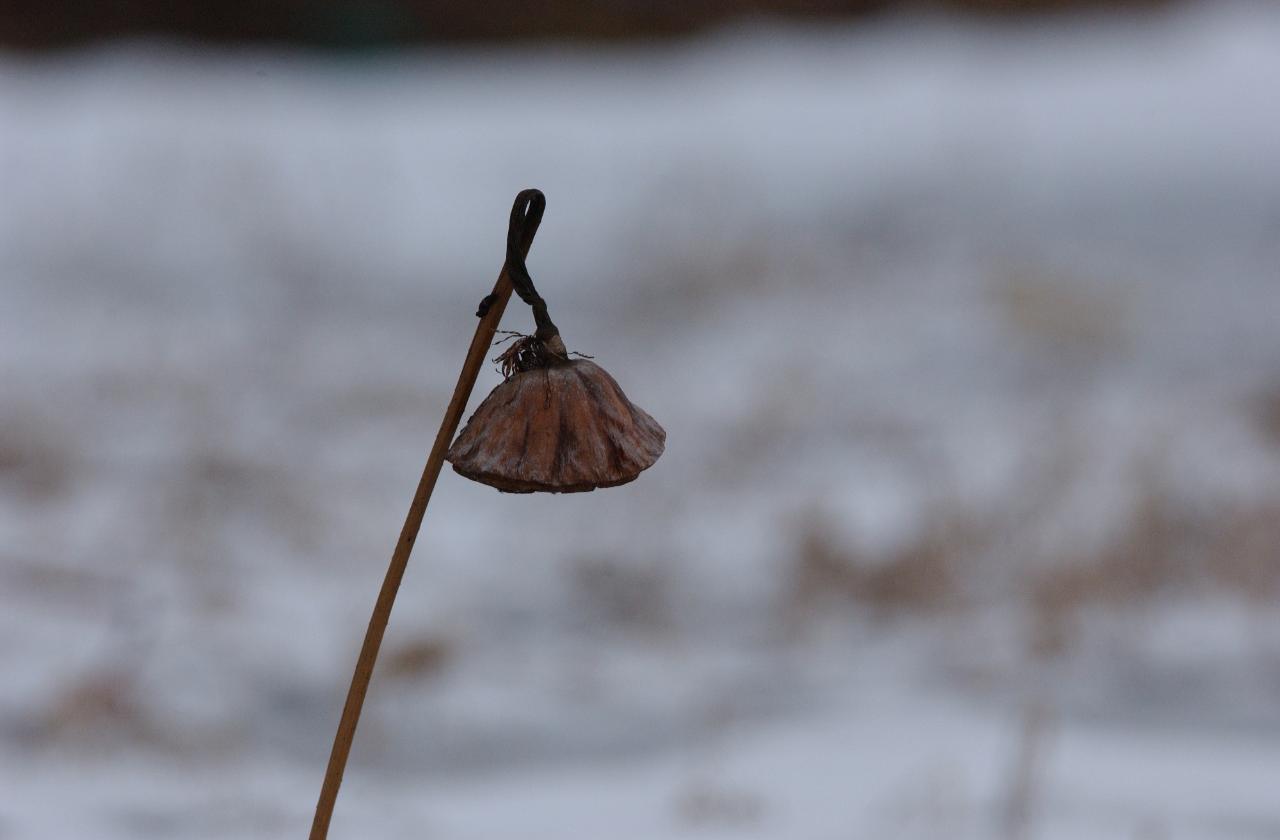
<box><xmin>445</xmin><ymin>193</ymin><xmax>664</xmax><ymax>493</ymax></box>
<box><xmin>446</xmin><ymin>343</ymin><xmax>665</xmax><ymax>493</ymax></box>
<box><xmin>311</xmin><ymin>190</ymin><xmax>665</xmax><ymax>840</ymax></box>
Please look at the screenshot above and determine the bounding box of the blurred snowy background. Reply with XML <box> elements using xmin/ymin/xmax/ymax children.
<box><xmin>3</xmin><ymin>2</ymin><xmax>1280</xmax><ymax>838</ymax></box>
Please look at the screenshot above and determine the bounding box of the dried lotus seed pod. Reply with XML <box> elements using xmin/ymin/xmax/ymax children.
<box><xmin>447</xmin><ymin>350</ymin><xmax>664</xmax><ymax>493</ymax></box>
<box><xmin>447</xmin><ymin>189</ymin><xmax>664</xmax><ymax>493</ymax></box>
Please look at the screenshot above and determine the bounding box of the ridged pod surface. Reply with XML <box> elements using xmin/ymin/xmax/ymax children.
<box><xmin>446</xmin><ymin>359</ymin><xmax>665</xmax><ymax>493</ymax></box>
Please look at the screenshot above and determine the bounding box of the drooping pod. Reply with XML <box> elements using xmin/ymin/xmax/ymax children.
<box><xmin>445</xmin><ymin>196</ymin><xmax>665</xmax><ymax>492</ymax></box>
<box><xmin>447</xmin><ymin>355</ymin><xmax>664</xmax><ymax>493</ymax></box>
<box><xmin>312</xmin><ymin>190</ymin><xmax>663</xmax><ymax>840</ymax></box>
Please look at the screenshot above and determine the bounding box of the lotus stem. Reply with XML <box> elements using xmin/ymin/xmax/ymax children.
<box><xmin>308</xmin><ymin>189</ymin><xmax>545</xmax><ymax>840</ymax></box>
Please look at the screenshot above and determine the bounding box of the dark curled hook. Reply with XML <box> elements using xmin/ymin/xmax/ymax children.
<box><xmin>476</xmin><ymin>189</ymin><xmax>550</xmax><ymax>329</ymax></box>
<box><xmin>505</xmin><ymin>190</ymin><xmax>558</xmax><ymax>340</ymax></box>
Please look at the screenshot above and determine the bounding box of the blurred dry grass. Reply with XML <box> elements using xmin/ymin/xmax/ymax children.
<box><xmin>570</xmin><ymin>554</ymin><xmax>673</xmax><ymax>634</ymax></box>
<box><xmin>781</xmin><ymin>452</ymin><xmax>1280</xmax><ymax>661</ymax></box>
<box><xmin>1254</xmin><ymin>386</ymin><xmax>1280</xmax><ymax>451</ymax></box>
<box><xmin>0</xmin><ymin>409</ymin><xmax>72</xmax><ymax>503</ymax></box>
<box><xmin>382</xmin><ymin>635</ymin><xmax>455</xmax><ymax>682</ymax></box>
<box><xmin>27</xmin><ymin>668</ymin><xmax>156</xmax><ymax>751</ymax></box>
<box><xmin>784</xmin><ymin>508</ymin><xmax>968</xmax><ymax>625</ymax></box>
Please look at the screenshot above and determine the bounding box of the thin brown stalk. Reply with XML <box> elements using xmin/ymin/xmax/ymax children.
<box><xmin>308</xmin><ymin>190</ymin><xmax>545</xmax><ymax>840</ymax></box>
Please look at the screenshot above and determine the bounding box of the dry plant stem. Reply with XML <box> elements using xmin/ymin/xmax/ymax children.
<box><xmin>309</xmin><ymin>190</ymin><xmax>544</xmax><ymax>840</ymax></box>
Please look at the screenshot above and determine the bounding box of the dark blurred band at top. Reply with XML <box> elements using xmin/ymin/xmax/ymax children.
<box><xmin>1</xmin><ymin>0</ymin><xmax>1174</xmax><ymax>49</ymax></box>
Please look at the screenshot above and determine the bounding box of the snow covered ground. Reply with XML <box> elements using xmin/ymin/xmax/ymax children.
<box><xmin>3</xmin><ymin>2</ymin><xmax>1280</xmax><ymax>838</ymax></box>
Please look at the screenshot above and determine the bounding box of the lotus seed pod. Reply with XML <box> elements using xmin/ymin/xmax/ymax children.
<box><xmin>446</xmin><ymin>356</ymin><xmax>664</xmax><ymax>493</ymax></box>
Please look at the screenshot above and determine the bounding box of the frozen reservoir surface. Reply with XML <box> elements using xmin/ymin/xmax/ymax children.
<box><xmin>2</xmin><ymin>2</ymin><xmax>1280</xmax><ymax>837</ymax></box>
